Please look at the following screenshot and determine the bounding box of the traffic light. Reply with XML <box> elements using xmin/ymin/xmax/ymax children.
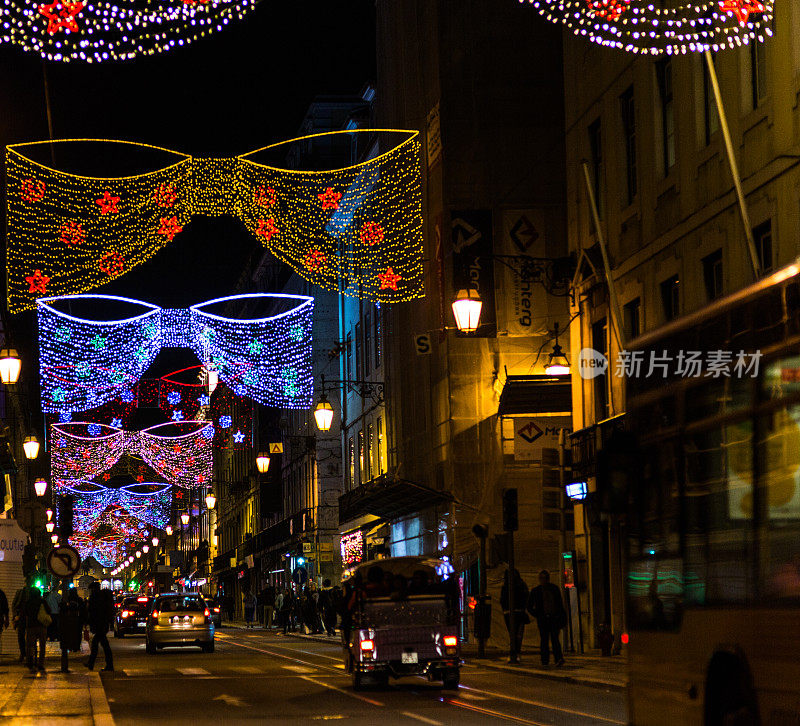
<box><xmin>502</xmin><ymin>488</ymin><xmax>518</xmax><ymax>532</ymax></box>
<box><xmin>32</xmin><ymin>573</ymin><xmax>45</xmax><ymax>591</ymax></box>
<box><xmin>296</xmin><ymin>556</ymin><xmax>306</xmax><ymax>566</ymax></box>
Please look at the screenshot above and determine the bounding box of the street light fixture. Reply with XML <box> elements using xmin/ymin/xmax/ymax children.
<box><xmin>50</xmin><ymin>534</ymin><xmax>58</xmax><ymax>544</ymax></box>
<box><xmin>135</xmin><ymin>550</ymin><xmax>142</xmax><ymax>558</ymax></box>
<box><xmin>544</xmin><ymin>323</ymin><xmax>570</xmax><ymax>376</ymax></box>
<box><xmin>0</xmin><ymin>349</ymin><xmax>21</xmax><ymax>385</ymax></box>
<box><xmin>452</xmin><ymin>289</ymin><xmax>483</xmax><ymax>333</ymax></box>
<box><xmin>165</xmin><ymin>525</ymin><xmax>173</xmax><ymax>536</ymax></box>
<box><xmin>142</xmin><ymin>545</ymin><xmax>149</xmax><ymax>553</ymax></box>
<box><xmin>205</xmin><ymin>492</ymin><xmax>216</xmax><ymax>509</ymax></box>
<box><xmin>151</xmin><ymin>536</ymin><xmax>159</xmax><ymax>547</ymax></box>
<box><xmin>46</xmin><ymin>521</ymin><xmax>55</xmax><ymax>533</ymax></box>
<box><xmin>34</xmin><ymin>477</ymin><xmax>47</xmax><ymax>497</ymax></box>
<box><xmin>22</xmin><ymin>435</ymin><xmax>40</xmax><ymax>460</ymax></box>
<box><xmin>45</xmin><ymin>508</ymin><xmax>53</xmax><ymax>521</ymax></box>
<box><xmin>313</xmin><ymin>393</ymin><xmax>334</xmax><ymax>432</ymax></box>
<box><xmin>180</xmin><ymin>512</ymin><xmax>190</xmax><ymax>526</ymax></box>
<box><xmin>256</xmin><ymin>452</ymin><xmax>271</xmax><ymax>474</ymax></box>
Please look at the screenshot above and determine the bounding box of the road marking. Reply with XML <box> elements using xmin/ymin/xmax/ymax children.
<box><xmin>401</xmin><ymin>712</ymin><xmax>444</xmax><ymax>725</ymax></box>
<box><xmin>221</xmin><ymin>637</ymin><xmax>342</xmax><ymax>675</ymax></box>
<box><xmin>459</xmin><ymin>685</ymin><xmax>626</xmax><ymax>724</ymax></box>
<box><xmin>213</xmin><ymin>694</ymin><xmax>246</xmax><ymax>707</ymax></box>
<box><xmin>300</xmin><ymin>675</ymin><xmax>384</xmax><ymax>707</ymax></box>
<box><xmin>282</xmin><ymin>665</ymin><xmax>315</xmax><ymax>674</ymax></box>
<box><xmin>444</xmin><ymin>698</ymin><xmax>549</xmax><ymax>725</ymax></box>
<box><xmin>121</xmin><ymin>669</ymin><xmax>154</xmax><ymax>677</ymax></box>
<box><xmin>177</xmin><ymin>667</ymin><xmax>210</xmax><ymax>676</ymax></box>
<box><xmin>232</xmin><ymin>666</ymin><xmax>261</xmax><ymax>674</ymax></box>
<box><xmin>457</xmin><ymin>692</ymin><xmax>489</xmax><ymax>701</ymax></box>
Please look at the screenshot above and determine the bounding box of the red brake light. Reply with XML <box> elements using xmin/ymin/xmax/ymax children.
<box><xmin>121</xmin><ymin>610</ymin><xmax>130</xmax><ymax>618</ymax></box>
<box><xmin>213</xmin><ymin>607</ymin><xmax>220</xmax><ymax>612</ymax></box>
<box><xmin>443</xmin><ymin>635</ymin><xmax>457</xmax><ymax>647</ymax></box>
<box><xmin>137</xmin><ymin>597</ymin><xmax>148</xmax><ymax>602</ymax></box>
<box><xmin>204</xmin><ymin>608</ymin><xmax>210</xmax><ymax>617</ymax></box>
<box><xmin>151</xmin><ymin>610</ymin><xmax>159</xmax><ymax>620</ymax></box>
<box><xmin>621</xmin><ymin>632</ymin><xmax>629</xmax><ymax>645</ymax></box>
<box><xmin>360</xmin><ymin>639</ymin><xmax>374</xmax><ymax>651</ymax></box>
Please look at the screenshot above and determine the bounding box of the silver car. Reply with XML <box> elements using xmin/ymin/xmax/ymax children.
<box><xmin>145</xmin><ymin>594</ymin><xmax>215</xmax><ymax>653</ymax></box>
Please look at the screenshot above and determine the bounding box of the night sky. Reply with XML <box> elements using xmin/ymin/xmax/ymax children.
<box><xmin>0</xmin><ymin>1</ymin><xmax>376</xmax><ymax>379</ymax></box>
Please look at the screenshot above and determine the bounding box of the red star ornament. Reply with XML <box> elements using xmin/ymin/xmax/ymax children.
<box><xmin>136</xmin><ymin>474</ymin><xmax>144</xmax><ymax>483</ymax></box>
<box><xmin>157</xmin><ymin>216</ymin><xmax>183</xmax><ymax>241</ymax></box>
<box><xmin>719</xmin><ymin>0</ymin><xmax>765</xmax><ymax>23</ymax></box>
<box><xmin>318</xmin><ymin>187</ymin><xmax>342</xmax><ymax>210</ymax></box>
<box><xmin>377</xmin><ymin>267</ymin><xmax>402</xmax><ymax>291</ymax></box>
<box><xmin>255</xmin><ymin>185</ymin><xmax>277</xmax><ymax>207</ymax></box>
<box><xmin>21</xmin><ymin>178</ymin><xmax>46</xmax><ymax>203</ymax></box>
<box><xmin>304</xmin><ymin>249</ymin><xmax>327</xmax><ymax>271</ymax></box>
<box><xmin>96</xmin><ymin>190</ymin><xmax>120</xmax><ymax>215</ymax></box>
<box><xmin>99</xmin><ymin>251</ymin><xmax>125</xmax><ymax>277</ymax></box>
<box><xmin>585</xmin><ymin>0</ymin><xmax>630</xmax><ymax>20</ymax></box>
<box><xmin>38</xmin><ymin>0</ymin><xmax>84</xmax><ymax>34</ymax></box>
<box><xmin>153</xmin><ymin>183</ymin><xmax>177</xmax><ymax>208</ymax></box>
<box><xmin>25</xmin><ymin>269</ymin><xmax>50</xmax><ymax>295</ymax></box>
<box><xmin>60</xmin><ymin>221</ymin><xmax>86</xmax><ymax>246</ymax></box>
<box><xmin>255</xmin><ymin>217</ymin><xmax>279</xmax><ymax>241</ymax></box>
<box><xmin>359</xmin><ymin>221</ymin><xmax>385</xmax><ymax>246</ymax></box>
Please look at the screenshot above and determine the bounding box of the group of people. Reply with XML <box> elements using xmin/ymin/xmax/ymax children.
<box><xmin>0</xmin><ymin>577</ymin><xmax>116</xmax><ymax>673</ymax></box>
<box><xmin>501</xmin><ymin>569</ymin><xmax>568</xmax><ymax>666</ymax></box>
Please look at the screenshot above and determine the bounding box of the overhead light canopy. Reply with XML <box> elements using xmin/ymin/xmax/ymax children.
<box><xmin>314</xmin><ymin>394</ymin><xmax>334</xmax><ymax>432</ymax></box>
<box><xmin>22</xmin><ymin>435</ymin><xmax>39</xmax><ymax>460</ymax></box>
<box><xmin>0</xmin><ymin>349</ymin><xmax>21</xmax><ymax>385</ymax></box>
<box><xmin>452</xmin><ymin>289</ymin><xmax>483</xmax><ymax>333</ymax></box>
<box><xmin>256</xmin><ymin>452</ymin><xmax>271</xmax><ymax>474</ymax></box>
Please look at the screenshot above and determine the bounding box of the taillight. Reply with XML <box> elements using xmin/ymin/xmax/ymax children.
<box><xmin>621</xmin><ymin>632</ymin><xmax>629</xmax><ymax>645</ymax></box>
<box><xmin>443</xmin><ymin>635</ymin><xmax>457</xmax><ymax>647</ymax></box>
<box><xmin>151</xmin><ymin>610</ymin><xmax>159</xmax><ymax>620</ymax></box>
<box><xmin>137</xmin><ymin>597</ymin><xmax>148</xmax><ymax>603</ymax></box>
<box><xmin>204</xmin><ymin>608</ymin><xmax>210</xmax><ymax>617</ymax></box>
<box><xmin>121</xmin><ymin>610</ymin><xmax>130</xmax><ymax>618</ymax></box>
<box><xmin>360</xmin><ymin>639</ymin><xmax>374</xmax><ymax>651</ymax></box>
<box><xmin>213</xmin><ymin>607</ymin><xmax>220</xmax><ymax>613</ymax></box>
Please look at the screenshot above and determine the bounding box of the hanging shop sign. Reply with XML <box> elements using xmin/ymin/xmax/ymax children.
<box><xmin>451</xmin><ymin>210</ymin><xmax>496</xmax><ymax>337</ymax></box>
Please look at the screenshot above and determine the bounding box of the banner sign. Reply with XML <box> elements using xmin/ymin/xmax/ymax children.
<box><xmin>497</xmin><ymin>209</ymin><xmax>550</xmax><ymax>337</ymax></box>
<box><xmin>451</xmin><ymin>210</ymin><xmax>496</xmax><ymax>336</ymax></box>
<box><xmin>513</xmin><ymin>416</ymin><xmax>571</xmax><ymax>461</ymax></box>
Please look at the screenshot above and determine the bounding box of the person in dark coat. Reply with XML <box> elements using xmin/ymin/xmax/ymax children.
<box><xmin>12</xmin><ymin>586</ymin><xmax>28</xmax><ymax>662</ymax></box>
<box><xmin>23</xmin><ymin>580</ymin><xmax>50</xmax><ymax>673</ymax></box>
<box><xmin>58</xmin><ymin>587</ymin><xmax>86</xmax><ymax>673</ymax></box>
<box><xmin>86</xmin><ymin>582</ymin><xmax>114</xmax><ymax>671</ymax></box>
<box><xmin>500</xmin><ymin>568</ymin><xmax>529</xmax><ymax>663</ymax></box>
<box><xmin>526</xmin><ymin>569</ymin><xmax>567</xmax><ymax>666</ymax></box>
<box><xmin>0</xmin><ymin>587</ymin><xmax>9</xmax><ymax>642</ymax></box>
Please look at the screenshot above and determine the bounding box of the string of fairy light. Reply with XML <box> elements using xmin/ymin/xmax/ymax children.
<box><xmin>38</xmin><ymin>293</ymin><xmax>314</xmax><ymax>412</ymax></box>
<box><xmin>0</xmin><ymin>0</ymin><xmax>256</xmax><ymax>63</ymax></box>
<box><xmin>520</xmin><ymin>0</ymin><xmax>773</xmax><ymax>54</ymax></box>
<box><xmin>8</xmin><ymin>130</ymin><xmax>424</xmax><ymax>313</ymax></box>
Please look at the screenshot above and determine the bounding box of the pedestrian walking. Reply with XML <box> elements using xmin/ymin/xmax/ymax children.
<box><xmin>86</xmin><ymin>582</ymin><xmax>114</xmax><ymax>672</ymax></box>
<box><xmin>45</xmin><ymin>587</ymin><xmax>61</xmax><ymax>642</ymax></box>
<box><xmin>527</xmin><ymin>569</ymin><xmax>567</xmax><ymax>667</ymax></box>
<box><xmin>243</xmin><ymin>589</ymin><xmax>256</xmax><ymax>627</ymax></box>
<box><xmin>0</xmin><ymin>586</ymin><xmax>9</xmax><ymax>639</ymax></box>
<box><xmin>11</xmin><ymin>586</ymin><xmax>27</xmax><ymax>662</ymax></box>
<box><xmin>319</xmin><ymin>579</ymin><xmax>337</xmax><ymax>636</ymax></box>
<box><xmin>58</xmin><ymin>587</ymin><xmax>86</xmax><ymax>673</ymax></box>
<box><xmin>500</xmin><ymin>568</ymin><xmax>529</xmax><ymax>663</ymax></box>
<box><xmin>260</xmin><ymin>585</ymin><xmax>275</xmax><ymax>628</ymax></box>
<box><xmin>23</xmin><ymin>578</ymin><xmax>50</xmax><ymax>673</ymax></box>
<box><xmin>280</xmin><ymin>589</ymin><xmax>294</xmax><ymax>633</ymax></box>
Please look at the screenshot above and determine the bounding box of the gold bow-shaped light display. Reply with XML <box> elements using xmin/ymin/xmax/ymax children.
<box><xmin>6</xmin><ymin>129</ymin><xmax>424</xmax><ymax>313</ymax></box>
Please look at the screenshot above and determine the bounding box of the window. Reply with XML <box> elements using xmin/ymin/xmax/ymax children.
<box><xmin>752</xmin><ymin>220</ymin><xmax>773</xmax><ymax>273</ymax></box>
<box><xmin>702</xmin><ymin>54</ymin><xmax>720</xmax><ymax>145</ymax></box>
<box><xmin>366</xmin><ymin>423</ymin><xmax>374</xmax><ymax>481</ymax></box>
<box><xmin>592</xmin><ymin>317</ymin><xmax>609</xmax><ymax>421</ymax></box>
<box><xmin>348</xmin><ymin>437</ymin><xmax>355</xmax><ymax>489</ymax></box>
<box><xmin>624</xmin><ymin>297</ymin><xmax>641</xmax><ymax>341</ymax></box>
<box><xmin>656</xmin><ymin>59</ymin><xmax>676</xmax><ymax>174</ymax></box>
<box><xmin>358</xmin><ymin>430</ymin><xmax>365</xmax><ymax>483</ymax></box>
<box><xmin>588</xmin><ymin>118</ymin><xmax>603</xmax><ymax>219</ymax></box>
<box><xmin>363</xmin><ymin>311</ymin><xmax>371</xmax><ymax>377</ymax></box>
<box><xmin>374</xmin><ymin>305</ymin><xmax>381</xmax><ymax>369</ymax></box>
<box><xmin>620</xmin><ymin>86</ymin><xmax>638</xmax><ymax>205</ymax></box>
<box><xmin>660</xmin><ymin>275</ymin><xmax>680</xmax><ymax>321</ymax></box>
<box><xmin>355</xmin><ymin>322</ymin><xmax>362</xmax><ymax>379</ymax></box>
<box><xmin>377</xmin><ymin>417</ymin><xmax>386</xmax><ymax>475</ymax></box>
<box><xmin>751</xmin><ymin>40</ymin><xmax>767</xmax><ymax>109</ymax></box>
<box><xmin>702</xmin><ymin>249</ymin><xmax>723</xmax><ymax>301</ymax></box>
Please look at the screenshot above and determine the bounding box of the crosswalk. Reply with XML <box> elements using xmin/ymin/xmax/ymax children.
<box><xmin>118</xmin><ymin>664</ymin><xmax>333</xmax><ymax>678</ymax></box>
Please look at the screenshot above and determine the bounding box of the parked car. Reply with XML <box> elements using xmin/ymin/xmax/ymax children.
<box><xmin>208</xmin><ymin>597</ymin><xmax>223</xmax><ymax>628</ymax></box>
<box><xmin>146</xmin><ymin>593</ymin><xmax>214</xmax><ymax>653</ymax></box>
<box><xmin>114</xmin><ymin>595</ymin><xmax>153</xmax><ymax>638</ymax></box>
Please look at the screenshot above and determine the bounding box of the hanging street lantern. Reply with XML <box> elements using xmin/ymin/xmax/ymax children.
<box><xmin>205</xmin><ymin>492</ymin><xmax>217</xmax><ymax>509</ymax></box>
<box><xmin>152</xmin><ymin>536</ymin><xmax>159</xmax><ymax>547</ymax></box>
<box><xmin>181</xmin><ymin>512</ymin><xmax>190</xmax><ymax>526</ymax></box>
<box><xmin>46</xmin><ymin>521</ymin><xmax>55</xmax><ymax>533</ymax></box>
<box><xmin>544</xmin><ymin>323</ymin><xmax>570</xmax><ymax>376</ymax></box>
<box><xmin>314</xmin><ymin>393</ymin><xmax>334</xmax><ymax>432</ymax></box>
<box><xmin>45</xmin><ymin>508</ymin><xmax>53</xmax><ymax>521</ymax></box>
<box><xmin>452</xmin><ymin>289</ymin><xmax>483</xmax><ymax>333</ymax></box>
<box><xmin>165</xmin><ymin>524</ymin><xmax>173</xmax><ymax>536</ymax></box>
<box><xmin>34</xmin><ymin>477</ymin><xmax>47</xmax><ymax>497</ymax></box>
<box><xmin>50</xmin><ymin>534</ymin><xmax>59</xmax><ymax>544</ymax></box>
<box><xmin>22</xmin><ymin>435</ymin><xmax>39</xmax><ymax>460</ymax></box>
<box><xmin>135</xmin><ymin>550</ymin><xmax>142</xmax><ymax>558</ymax></box>
<box><xmin>256</xmin><ymin>452</ymin><xmax>271</xmax><ymax>474</ymax></box>
<box><xmin>0</xmin><ymin>349</ymin><xmax>21</xmax><ymax>385</ymax></box>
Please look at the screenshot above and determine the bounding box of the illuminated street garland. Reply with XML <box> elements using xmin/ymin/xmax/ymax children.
<box><xmin>38</xmin><ymin>293</ymin><xmax>313</xmax><ymax>412</ymax></box>
<box><xmin>0</xmin><ymin>0</ymin><xmax>256</xmax><ymax>63</ymax></box>
<box><xmin>51</xmin><ymin>420</ymin><xmax>212</xmax><ymax>488</ymax></box>
<box><xmin>520</xmin><ymin>0</ymin><xmax>773</xmax><ymax>54</ymax></box>
<box><xmin>7</xmin><ymin>131</ymin><xmax>424</xmax><ymax>312</ymax></box>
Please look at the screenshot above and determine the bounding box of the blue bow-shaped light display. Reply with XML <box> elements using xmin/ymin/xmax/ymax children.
<box><xmin>38</xmin><ymin>293</ymin><xmax>314</xmax><ymax>413</ymax></box>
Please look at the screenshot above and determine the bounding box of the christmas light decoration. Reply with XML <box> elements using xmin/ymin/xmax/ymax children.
<box><xmin>520</xmin><ymin>0</ymin><xmax>773</xmax><ymax>54</ymax></box>
<box><xmin>38</xmin><ymin>293</ymin><xmax>313</xmax><ymax>412</ymax></box>
<box><xmin>7</xmin><ymin>131</ymin><xmax>424</xmax><ymax>312</ymax></box>
<box><xmin>340</xmin><ymin>531</ymin><xmax>364</xmax><ymax>565</ymax></box>
<box><xmin>0</xmin><ymin>0</ymin><xmax>256</xmax><ymax>63</ymax></box>
<box><xmin>51</xmin><ymin>420</ymin><xmax>212</xmax><ymax>489</ymax></box>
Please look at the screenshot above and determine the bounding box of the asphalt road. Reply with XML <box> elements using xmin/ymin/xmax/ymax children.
<box><xmin>100</xmin><ymin>629</ymin><xmax>627</xmax><ymax>725</ymax></box>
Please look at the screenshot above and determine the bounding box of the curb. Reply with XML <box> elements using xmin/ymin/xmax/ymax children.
<box><xmin>89</xmin><ymin>671</ymin><xmax>115</xmax><ymax>726</ymax></box>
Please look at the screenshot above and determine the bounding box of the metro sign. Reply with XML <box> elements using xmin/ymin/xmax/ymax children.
<box><xmin>517</xmin><ymin>421</ymin><xmax>543</xmax><ymax>444</ymax></box>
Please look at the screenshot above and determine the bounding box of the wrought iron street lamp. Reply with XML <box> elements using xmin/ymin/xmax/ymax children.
<box><xmin>313</xmin><ymin>394</ymin><xmax>334</xmax><ymax>432</ymax></box>
<box><xmin>205</xmin><ymin>492</ymin><xmax>216</xmax><ymax>509</ymax></box>
<box><xmin>45</xmin><ymin>508</ymin><xmax>53</xmax><ymax>521</ymax></box>
<box><xmin>34</xmin><ymin>477</ymin><xmax>47</xmax><ymax>497</ymax></box>
<box><xmin>151</xmin><ymin>536</ymin><xmax>159</xmax><ymax>547</ymax></box>
<box><xmin>0</xmin><ymin>349</ymin><xmax>21</xmax><ymax>385</ymax></box>
<box><xmin>50</xmin><ymin>534</ymin><xmax>58</xmax><ymax>544</ymax></box>
<box><xmin>46</xmin><ymin>521</ymin><xmax>54</xmax><ymax>533</ymax></box>
<box><xmin>180</xmin><ymin>513</ymin><xmax>190</xmax><ymax>526</ymax></box>
<box><xmin>256</xmin><ymin>452</ymin><xmax>271</xmax><ymax>474</ymax></box>
<box><xmin>544</xmin><ymin>323</ymin><xmax>570</xmax><ymax>376</ymax></box>
<box><xmin>165</xmin><ymin>524</ymin><xmax>173</xmax><ymax>536</ymax></box>
<box><xmin>22</xmin><ymin>435</ymin><xmax>39</xmax><ymax>460</ymax></box>
<box><xmin>452</xmin><ymin>289</ymin><xmax>483</xmax><ymax>333</ymax></box>
<box><xmin>142</xmin><ymin>545</ymin><xmax>149</xmax><ymax>553</ymax></box>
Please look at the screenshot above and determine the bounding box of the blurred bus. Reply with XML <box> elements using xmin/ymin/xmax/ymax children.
<box><xmin>624</xmin><ymin>259</ymin><xmax>800</xmax><ymax>725</ymax></box>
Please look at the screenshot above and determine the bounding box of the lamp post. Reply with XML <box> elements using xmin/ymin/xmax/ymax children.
<box><xmin>22</xmin><ymin>435</ymin><xmax>40</xmax><ymax>460</ymax></box>
<box><xmin>0</xmin><ymin>349</ymin><xmax>21</xmax><ymax>385</ymax></box>
<box><xmin>34</xmin><ymin>477</ymin><xmax>47</xmax><ymax>497</ymax></box>
<box><xmin>205</xmin><ymin>492</ymin><xmax>216</xmax><ymax>510</ymax></box>
<box><xmin>312</xmin><ymin>375</ymin><xmax>384</xmax><ymax>432</ymax></box>
<box><xmin>313</xmin><ymin>394</ymin><xmax>334</xmax><ymax>432</ymax></box>
<box><xmin>256</xmin><ymin>452</ymin><xmax>271</xmax><ymax>474</ymax></box>
<box><xmin>452</xmin><ymin>289</ymin><xmax>483</xmax><ymax>333</ymax></box>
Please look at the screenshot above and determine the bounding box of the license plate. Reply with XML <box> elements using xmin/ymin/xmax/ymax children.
<box><xmin>401</xmin><ymin>652</ymin><xmax>418</xmax><ymax>664</ymax></box>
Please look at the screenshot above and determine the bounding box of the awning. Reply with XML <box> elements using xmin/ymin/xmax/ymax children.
<box><xmin>498</xmin><ymin>375</ymin><xmax>571</xmax><ymax>416</ymax></box>
<box><xmin>339</xmin><ymin>474</ymin><xmax>453</xmax><ymax>524</ymax></box>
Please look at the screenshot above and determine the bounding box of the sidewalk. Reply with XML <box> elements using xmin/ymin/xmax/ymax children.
<box><xmin>0</xmin><ymin>643</ymin><xmax>115</xmax><ymax>725</ymax></box>
<box><xmin>266</xmin><ymin>627</ymin><xmax>628</xmax><ymax>691</ymax></box>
